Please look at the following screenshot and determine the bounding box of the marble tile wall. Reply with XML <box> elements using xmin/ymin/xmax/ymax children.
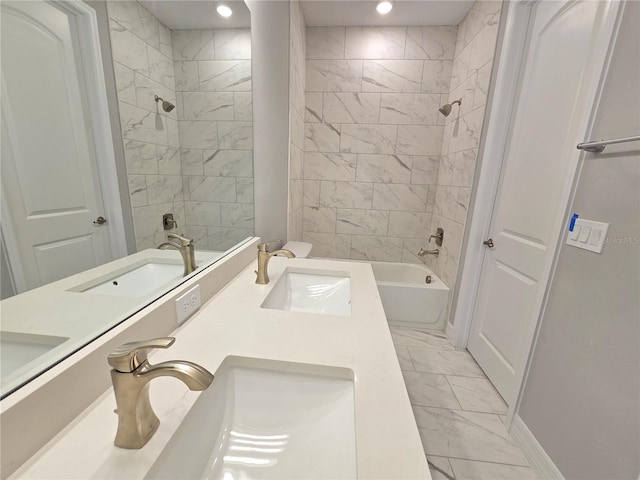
<box><xmin>288</xmin><ymin>0</ymin><xmax>306</xmax><ymax>241</ymax></box>
<box><xmin>172</xmin><ymin>28</ymin><xmax>253</xmax><ymax>251</ymax></box>
<box><xmin>107</xmin><ymin>2</ymin><xmax>182</xmax><ymax>250</ymax></box>
<box><xmin>302</xmin><ymin>26</ymin><xmax>457</xmax><ymax>261</ymax></box>
<box><xmin>425</xmin><ymin>1</ymin><xmax>502</xmax><ymax>318</ymax></box>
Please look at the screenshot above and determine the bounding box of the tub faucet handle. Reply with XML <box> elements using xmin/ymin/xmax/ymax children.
<box><xmin>429</xmin><ymin>228</ymin><xmax>444</xmax><ymax>246</ymax></box>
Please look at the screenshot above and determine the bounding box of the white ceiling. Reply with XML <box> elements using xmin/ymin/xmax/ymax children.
<box><xmin>301</xmin><ymin>1</ymin><xmax>475</xmax><ymax>27</ymax></box>
<box><xmin>139</xmin><ymin>0</ymin><xmax>251</xmax><ymax>30</ymax></box>
<box><xmin>139</xmin><ymin>1</ymin><xmax>474</xmax><ymax>30</ymax></box>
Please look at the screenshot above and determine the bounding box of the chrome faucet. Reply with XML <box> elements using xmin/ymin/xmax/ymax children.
<box><xmin>107</xmin><ymin>337</ymin><xmax>214</xmax><ymax>449</ymax></box>
<box><xmin>255</xmin><ymin>241</ymin><xmax>295</xmax><ymax>285</ymax></box>
<box><xmin>418</xmin><ymin>247</ymin><xmax>439</xmax><ymax>257</ymax></box>
<box><xmin>158</xmin><ymin>233</ymin><xmax>197</xmax><ymax>276</ymax></box>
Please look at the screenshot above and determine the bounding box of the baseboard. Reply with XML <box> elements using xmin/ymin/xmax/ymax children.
<box><xmin>510</xmin><ymin>415</ymin><xmax>564</xmax><ymax>480</ymax></box>
<box><xmin>445</xmin><ymin>320</ymin><xmax>454</xmax><ymax>342</ymax></box>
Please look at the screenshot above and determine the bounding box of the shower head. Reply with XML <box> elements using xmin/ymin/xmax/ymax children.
<box><xmin>438</xmin><ymin>98</ymin><xmax>462</xmax><ymax>117</ymax></box>
<box><xmin>154</xmin><ymin>95</ymin><xmax>175</xmax><ymax>113</ymax></box>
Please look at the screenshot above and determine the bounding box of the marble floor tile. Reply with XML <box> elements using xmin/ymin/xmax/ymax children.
<box><xmin>449</xmin><ymin>459</ymin><xmax>537</xmax><ymax>480</ymax></box>
<box><xmin>390</xmin><ymin>326</ymin><xmax>455</xmax><ymax>351</ymax></box>
<box><xmin>402</xmin><ymin>372</ymin><xmax>461</xmax><ymax>409</ymax></box>
<box><xmin>446</xmin><ymin>376</ymin><xmax>508</xmax><ymax>414</ymax></box>
<box><xmin>408</xmin><ymin>347</ymin><xmax>485</xmax><ymax>377</ymax></box>
<box><xmin>413</xmin><ymin>407</ymin><xmax>529</xmax><ymax>466</ymax></box>
<box><xmin>427</xmin><ymin>455</ymin><xmax>456</xmax><ymax>480</ymax></box>
<box><xmin>393</xmin><ymin>345</ymin><xmax>415</xmax><ymax>371</ymax></box>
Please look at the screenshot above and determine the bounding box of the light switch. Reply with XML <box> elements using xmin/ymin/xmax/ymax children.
<box><xmin>569</xmin><ymin>226</ymin><xmax>581</xmax><ymax>241</ymax></box>
<box><xmin>566</xmin><ymin>218</ymin><xmax>609</xmax><ymax>254</ymax></box>
<box><xmin>578</xmin><ymin>226</ymin><xmax>591</xmax><ymax>243</ymax></box>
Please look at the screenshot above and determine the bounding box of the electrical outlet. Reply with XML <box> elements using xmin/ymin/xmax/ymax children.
<box><xmin>175</xmin><ymin>284</ymin><xmax>201</xmax><ymax>325</ymax></box>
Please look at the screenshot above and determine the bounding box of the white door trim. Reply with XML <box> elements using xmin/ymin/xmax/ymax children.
<box><xmin>54</xmin><ymin>0</ymin><xmax>128</xmax><ymax>259</ymax></box>
<box><xmin>451</xmin><ymin>0</ymin><xmax>623</xmax><ymax>418</ymax></box>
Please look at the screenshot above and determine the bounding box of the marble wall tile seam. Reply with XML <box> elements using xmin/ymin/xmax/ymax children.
<box><xmin>442</xmin><ymin>104</ymin><xmax>487</xmax><ymax>154</ymax></box>
<box><xmin>463</xmin><ymin>9</ymin><xmax>502</xmax><ymax>52</ymax></box>
<box><xmin>451</xmin><ymin>55</ymin><xmax>494</xmax><ymax>94</ymax></box>
<box><xmin>109</xmin><ymin>15</ymin><xmax>174</xmax><ymax>69</ymax></box>
<box><xmin>108</xmin><ymin>18</ymin><xmax>155</xmax><ymax>57</ymax></box>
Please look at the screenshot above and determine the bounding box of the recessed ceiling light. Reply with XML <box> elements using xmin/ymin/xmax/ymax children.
<box><xmin>217</xmin><ymin>5</ymin><xmax>232</xmax><ymax>17</ymax></box>
<box><xmin>376</xmin><ymin>1</ymin><xmax>393</xmax><ymax>14</ymax></box>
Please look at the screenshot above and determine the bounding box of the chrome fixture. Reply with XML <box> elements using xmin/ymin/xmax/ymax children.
<box><xmin>483</xmin><ymin>238</ymin><xmax>495</xmax><ymax>248</ymax></box>
<box><xmin>417</xmin><ymin>248</ymin><xmax>439</xmax><ymax>257</ymax></box>
<box><xmin>163</xmin><ymin>213</ymin><xmax>177</xmax><ymax>231</ymax></box>
<box><xmin>255</xmin><ymin>240</ymin><xmax>295</xmax><ymax>285</ymax></box>
<box><xmin>158</xmin><ymin>233</ymin><xmax>197</xmax><ymax>276</ymax></box>
<box><xmin>154</xmin><ymin>95</ymin><xmax>175</xmax><ymax>113</ymax></box>
<box><xmin>429</xmin><ymin>227</ymin><xmax>444</xmax><ymax>246</ymax></box>
<box><xmin>108</xmin><ymin>337</ymin><xmax>214</xmax><ymax>449</ymax></box>
<box><xmin>438</xmin><ymin>98</ymin><xmax>462</xmax><ymax>117</ymax></box>
<box><xmin>577</xmin><ymin>134</ymin><xmax>640</xmax><ymax>153</ymax></box>
<box><xmin>93</xmin><ymin>216</ymin><xmax>107</xmax><ymax>226</ymax></box>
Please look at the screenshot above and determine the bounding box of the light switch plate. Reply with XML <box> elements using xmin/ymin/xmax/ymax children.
<box><xmin>175</xmin><ymin>284</ymin><xmax>201</xmax><ymax>325</ymax></box>
<box><xmin>566</xmin><ymin>219</ymin><xmax>609</xmax><ymax>253</ymax></box>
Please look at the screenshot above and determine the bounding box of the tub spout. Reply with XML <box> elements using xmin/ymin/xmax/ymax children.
<box><xmin>417</xmin><ymin>248</ymin><xmax>439</xmax><ymax>257</ymax></box>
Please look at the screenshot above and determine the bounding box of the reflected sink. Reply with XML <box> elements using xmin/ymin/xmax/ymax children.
<box><xmin>260</xmin><ymin>269</ymin><xmax>351</xmax><ymax>316</ymax></box>
<box><xmin>147</xmin><ymin>357</ymin><xmax>356</xmax><ymax>480</ymax></box>
<box><xmin>0</xmin><ymin>332</ymin><xmax>69</xmax><ymax>378</ymax></box>
<box><xmin>80</xmin><ymin>262</ymin><xmax>184</xmax><ymax>298</ymax></box>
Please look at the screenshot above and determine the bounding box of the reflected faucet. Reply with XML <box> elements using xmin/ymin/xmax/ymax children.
<box><xmin>108</xmin><ymin>337</ymin><xmax>214</xmax><ymax>449</ymax></box>
<box><xmin>255</xmin><ymin>241</ymin><xmax>295</xmax><ymax>285</ymax></box>
<box><xmin>158</xmin><ymin>233</ymin><xmax>197</xmax><ymax>276</ymax></box>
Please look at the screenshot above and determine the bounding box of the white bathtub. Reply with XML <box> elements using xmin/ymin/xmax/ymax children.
<box><xmin>369</xmin><ymin>262</ymin><xmax>449</xmax><ymax>330</ymax></box>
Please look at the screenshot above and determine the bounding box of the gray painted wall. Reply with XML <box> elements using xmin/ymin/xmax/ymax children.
<box><xmin>518</xmin><ymin>3</ymin><xmax>640</xmax><ymax>479</ymax></box>
<box><xmin>247</xmin><ymin>0</ymin><xmax>290</xmax><ymax>242</ymax></box>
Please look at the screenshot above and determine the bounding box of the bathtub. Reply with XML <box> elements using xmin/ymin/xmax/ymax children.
<box><xmin>368</xmin><ymin>262</ymin><xmax>449</xmax><ymax>330</ymax></box>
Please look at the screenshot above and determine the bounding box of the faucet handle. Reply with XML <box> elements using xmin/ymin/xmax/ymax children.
<box><xmin>257</xmin><ymin>240</ymin><xmax>284</xmax><ymax>252</ymax></box>
<box><xmin>108</xmin><ymin>337</ymin><xmax>175</xmax><ymax>372</ymax></box>
<box><xmin>167</xmin><ymin>233</ymin><xmax>193</xmax><ymax>246</ymax></box>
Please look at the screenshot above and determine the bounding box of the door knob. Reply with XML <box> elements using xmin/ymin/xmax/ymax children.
<box><xmin>483</xmin><ymin>238</ymin><xmax>494</xmax><ymax>248</ymax></box>
<box><xmin>93</xmin><ymin>216</ymin><xmax>107</xmax><ymax>225</ymax></box>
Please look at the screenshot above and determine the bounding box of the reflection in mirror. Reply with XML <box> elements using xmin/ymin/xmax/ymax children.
<box><xmin>0</xmin><ymin>0</ymin><xmax>253</xmax><ymax>398</ymax></box>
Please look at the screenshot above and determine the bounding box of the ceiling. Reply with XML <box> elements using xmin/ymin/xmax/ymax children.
<box><xmin>139</xmin><ymin>1</ymin><xmax>474</xmax><ymax>30</ymax></box>
<box><xmin>301</xmin><ymin>1</ymin><xmax>475</xmax><ymax>27</ymax></box>
<box><xmin>139</xmin><ymin>0</ymin><xmax>251</xmax><ymax>30</ymax></box>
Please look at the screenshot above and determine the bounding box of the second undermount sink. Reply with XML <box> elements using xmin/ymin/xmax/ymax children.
<box><xmin>0</xmin><ymin>332</ymin><xmax>69</xmax><ymax>378</ymax></box>
<box><xmin>147</xmin><ymin>357</ymin><xmax>356</xmax><ymax>480</ymax></box>
<box><xmin>80</xmin><ymin>261</ymin><xmax>185</xmax><ymax>298</ymax></box>
<box><xmin>260</xmin><ymin>268</ymin><xmax>351</xmax><ymax>316</ymax></box>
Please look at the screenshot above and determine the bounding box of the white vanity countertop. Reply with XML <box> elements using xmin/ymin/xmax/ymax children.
<box><xmin>10</xmin><ymin>257</ymin><xmax>430</xmax><ymax>479</ymax></box>
<box><xmin>1</xmin><ymin>249</ymin><xmax>221</xmax><ymax>397</ymax></box>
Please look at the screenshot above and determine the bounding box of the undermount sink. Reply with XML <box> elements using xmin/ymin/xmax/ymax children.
<box><xmin>260</xmin><ymin>268</ymin><xmax>351</xmax><ymax>316</ymax></box>
<box><xmin>147</xmin><ymin>357</ymin><xmax>356</xmax><ymax>480</ymax></box>
<box><xmin>79</xmin><ymin>261</ymin><xmax>185</xmax><ymax>298</ymax></box>
<box><xmin>0</xmin><ymin>332</ymin><xmax>69</xmax><ymax>378</ymax></box>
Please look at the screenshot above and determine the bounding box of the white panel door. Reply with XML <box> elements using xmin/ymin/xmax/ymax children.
<box><xmin>1</xmin><ymin>0</ymin><xmax>114</xmax><ymax>291</ymax></box>
<box><xmin>468</xmin><ymin>0</ymin><xmax>617</xmax><ymax>401</ymax></box>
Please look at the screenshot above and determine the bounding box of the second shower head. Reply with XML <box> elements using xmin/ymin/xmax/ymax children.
<box><xmin>439</xmin><ymin>98</ymin><xmax>462</xmax><ymax>117</ymax></box>
<box><xmin>154</xmin><ymin>95</ymin><xmax>175</xmax><ymax>113</ymax></box>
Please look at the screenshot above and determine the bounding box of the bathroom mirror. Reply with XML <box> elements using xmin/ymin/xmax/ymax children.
<box><xmin>0</xmin><ymin>0</ymin><xmax>253</xmax><ymax>398</ymax></box>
